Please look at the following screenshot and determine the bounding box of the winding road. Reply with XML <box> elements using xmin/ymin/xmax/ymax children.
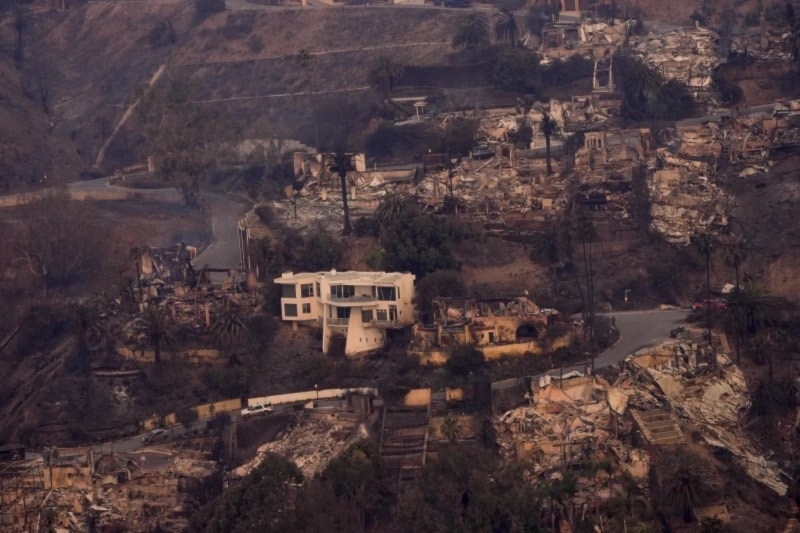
<box><xmin>68</xmin><ymin>177</ymin><xmax>248</xmax><ymax>281</ymax></box>
<box><xmin>545</xmin><ymin>309</ymin><xmax>689</xmax><ymax>378</ymax></box>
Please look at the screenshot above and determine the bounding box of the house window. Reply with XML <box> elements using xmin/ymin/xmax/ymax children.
<box><xmin>361</xmin><ymin>309</ymin><xmax>374</xmax><ymax>322</ymax></box>
<box><xmin>316</xmin><ymin>282</ymin><xmax>321</xmax><ymax>296</ymax></box>
<box><xmin>302</xmin><ymin>303</ymin><xmax>311</xmax><ymax>314</ymax></box>
<box><xmin>389</xmin><ymin>306</ymin><xmax>398</xmax><ymax>321</ymax></box>
<box><xmin>284</xmin><ymin>303</ymin><xmax>298</xmax><ymax>317</ymax></box>
<box><xmin>281</xmin><ymin>284</ymin><xmax>296</xmax><ymax>298</ymax></box>
<box><xmin>376</xmin><ymin>286</ymin><xmax>396</xmax><ymax>301</ymax></box>
<box><xmin>376</xmin><ymin>309</ymin><xmax>388</xmax><ymax>321</ymax></box>
<box><xmin>335</xmin><ymin>307</ymin><xmax>351</xmax><ymax>319</ymax></box>
<box><xmin>301</xmin><ymin>283</ymin><xmax>314</xmax><ymax>298</ymax></box>
<box><xmin>331</xmin><ymin>285</ymin><xmax>355</xmax><ymax>299</ymax></box>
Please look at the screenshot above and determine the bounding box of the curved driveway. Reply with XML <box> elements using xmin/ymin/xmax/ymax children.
<box><xmin>69</xmin><ymin>177</ymin><xmax>248</xmax><ymax>281</ymax></box>
<box><xmin>549</xmin><ymin>309</ymin><xmax>689</xmax><ymax>378</ymax></box>
<box><xmin>1</xmin><ymin>176</ymin><xmax>248</xmax><ymax>283</ymax></box>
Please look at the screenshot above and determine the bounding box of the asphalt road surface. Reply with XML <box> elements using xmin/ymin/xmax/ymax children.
<box><xmin>549</xmin><ymin>309</ymin><xmax>689</xmax><ymax>377</ymax></box>
<box><xmin>96</xmin><ymin>310</ymin><xmax>688</xmax><ymax>453</ymax></box>
<box><xmin>70</xmin><ymin>177</ymin><xmax>248</xmax><ymax>283</ymax></box>
<box><xmin>192</xmin><ymin>193</ymin><xmax>249</xmax><ymax>283</ymax></box>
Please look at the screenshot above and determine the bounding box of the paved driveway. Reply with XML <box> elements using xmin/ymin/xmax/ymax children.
<box><xmin>547</xmin><ymin>309</ymin><xmax>689</xmax><ymax>377</ymax></box>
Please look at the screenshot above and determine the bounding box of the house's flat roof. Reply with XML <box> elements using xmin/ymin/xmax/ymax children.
<box><xmin>275</xmin><ymin>270</ymin><xmax>411</xmax><ymax>285</ymax></box>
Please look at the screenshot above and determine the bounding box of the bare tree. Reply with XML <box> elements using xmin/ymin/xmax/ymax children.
<box><xmin>13</xmin><ymin>192</ymin><xmax>106</xmax><ymax>295</ymax></box>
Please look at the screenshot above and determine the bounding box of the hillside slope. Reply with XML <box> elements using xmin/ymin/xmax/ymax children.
<box><xmin>0</xmin><ymin>5</ymin><xmax>464</xmax><ymax>184</ymax></box>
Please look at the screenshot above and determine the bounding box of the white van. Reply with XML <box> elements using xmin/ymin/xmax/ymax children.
<box><xmin>241</xmin><ymin>402</ymin><xmax>274</xmax><ymax>417</ymax></box>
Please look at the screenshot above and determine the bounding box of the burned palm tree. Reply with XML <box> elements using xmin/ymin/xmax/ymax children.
<box><xmin>540</xmin><ymin>111</ymin><xmax>558</xmax><ymax>175</ymax></box>
<box><xmin>321</xmin><ymin>152</ymin><xmax>364</xmax><ymax>235</ymax></box>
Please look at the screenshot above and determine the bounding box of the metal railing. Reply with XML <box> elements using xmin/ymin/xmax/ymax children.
<box><xmin>371</xmin><ymin>319</ymin><xmax>401</xmax><ymax>328</ymax></box>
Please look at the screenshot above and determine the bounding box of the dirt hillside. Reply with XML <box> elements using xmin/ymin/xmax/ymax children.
<box><xmin>0</xmin><ymin>4</ymin><xmax>465</xmax><ymax>188</ymax></box>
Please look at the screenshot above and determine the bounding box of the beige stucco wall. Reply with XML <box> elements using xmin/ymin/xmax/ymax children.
<box><xmin>480</xmin><ymin>341</ymin><xmax>543</xmax><ymax>359</ymax></box>
<box><xmin>45</xmin><ymin>465</ymin><xmax>92</xmax><ymax>490</ymax></box>
<box><xmin>117</xmin><ymin>345</ymin><xmax>222</xmax><ymax>363</ymax></box>
<box><xmin>277</xmin><ymin>271</ymin><xmax>415</xmax><ymax>356</ymax></box>
<box><xmin>195</xmin><ymin>399</ymin><xmax>242</xmax><ymax>418</ymax></box>
<box><xmin>402</xmin><ymin>388</ymin><xmax>431</xmax><ymax>408</ymax></box>
<box><xmin>345</xmin><ymin>314</ymin><xmax>386</xmax><ymax>355</ymax></box>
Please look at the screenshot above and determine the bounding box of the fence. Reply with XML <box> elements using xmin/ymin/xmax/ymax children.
<box><xmin>141</xmin><ymin>387</ymin><xmax>378</xmax><ymax>431</ymax></box>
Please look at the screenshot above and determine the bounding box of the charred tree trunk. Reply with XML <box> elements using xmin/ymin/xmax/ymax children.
<box><xmin>545</xmin><ymin>133</ymin><xmax>553</xmax><ymax>175</ymax></box>
<box><xmin>339</xmin><ymin>172</ymin><xmax>352</xmax><ymax>235</ymax></box>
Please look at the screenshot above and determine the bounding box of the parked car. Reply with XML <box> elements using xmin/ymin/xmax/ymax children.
<box><xmin>241</xmin><ymin>402</ymin><xmax>274</xmax><ymax>417</ymax></box>
<box><xmin>691</xmin><ymin>298</ymin><xmax>727</xmax><ymax>312</ymax></box>
<box><xmin>142</xmin><ymin>428</ymin><xmax>167</xmax><ymax>445</ymax></box>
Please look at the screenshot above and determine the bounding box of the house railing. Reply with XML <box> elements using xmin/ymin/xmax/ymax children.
<box><xmin>329</xmin><ymin>294</ymin><xmax>378</xmax><ymax>303</ymax></box>
<box><xmin>327</xmin><ymin>318</ymin><xmax>349</xmax><ymax>326</ymax></box>
<box><xmin>371</xmin><ymin>319</ymin><xmax>401</xmax><ymax>328</ymax></box>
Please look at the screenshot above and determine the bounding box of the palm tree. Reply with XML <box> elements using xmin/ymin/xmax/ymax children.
<box><xmin>368</xmin><ymin>56</ymin><xmax>405</xmax><ymax>100</ymax></box>
<box><xmin>139</xmin><ymin>306</ymin><xmax>175</xmax><ymax>366</ymax></box>
<box><xmin>375</xmin><ymin>193</ymin><xmax>415</xmax><ymax>231</ymax></box>
<box><xmin>616</xmin><ymin>53</ymin><xmax>661</xmax><ymax>119</ymax></box>
<box><xmin>660</xmin><ymin>451</ymin><xmax>710</xmax><ymax>523</ymax></box>
<box><xmin>212</xmin><ymin>300</ymin><xmax>253</xmax><ymax>353</ymax></box>
<box><xmin>725</xmin><ymin>286</ymin><xmax>781</xmax><ymax>367</ymax></box>
<box><xmin>540</xmin><ymin>110</ymin><xmax>558</xmax><ymax>175</ymax></box>
<box><xmin>324</xmin><ymin>151</ymin><xmax>360</xmax><ymax>235</ymax></box>
<box><xmin>452</xmin><ymin>13</ymin><xmax>490</xmax><ymax>53</ymax></box>
<box><xmin>494</xmin><ymin>8</ymin><xmax>521</xmax><ymax>47</ymax></box>
<box><xmin>441</xmin><ymin>416</ymin><xmax>460</xmax><ymax>443</ymax></box>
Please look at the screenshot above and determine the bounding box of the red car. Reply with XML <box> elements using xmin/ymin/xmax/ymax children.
<box><xmin>691</xmin><ymin>298</ymin><xmax>727</xmax><ymax>312</ymax></box>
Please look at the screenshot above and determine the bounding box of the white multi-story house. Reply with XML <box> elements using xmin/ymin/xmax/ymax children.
<box><xmin>274</xmin><ymin>270</ymin><xmax>416</xmax><ymax>356</ymax></box>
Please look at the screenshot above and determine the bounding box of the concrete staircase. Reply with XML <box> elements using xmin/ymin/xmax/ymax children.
<box><xmin>631</xmin><ymin>408</ymin><xmax>685</xmax><ymax>446</ymax></box>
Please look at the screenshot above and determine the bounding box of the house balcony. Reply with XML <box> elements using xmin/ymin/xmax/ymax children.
<box><xmin>319</xmin><ymin>317</ymin><xmax>349</xmax><ymax>327</ymax></box>
<box><xmin>371</xmin><ymin>319</ymin><xmax>402</xmax><ymax>329</ymax></box>
<box><xmin>328</xmin><ymin>295</ymin><xmax>380</xmax><ymax>307</ymax></box>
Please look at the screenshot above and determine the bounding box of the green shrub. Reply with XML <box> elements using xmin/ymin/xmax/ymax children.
<box><xmin>445</xmin><ymin>345</ymin><xmax>485</xmax><ymax>377</ymax></box>
<box><xmin>715</xmin><ymin>73</ymin><xmax>743</xmax><ymax>106</ymax></box>
<box><xmin>492</xmin><ymin>48</ymin><xmax>540</xmax><ymax>93</ymax></box>
<box><xmin>297</xmin><ymin>230</ymin><xmax>341</xmax><ymax>271</ymax></box>
<box><xmin>364</xmin><ymin>248</ymin><xmax>385</xmax><ymax>270</ymax></box>
<box><xmin>751</xmin><ymin>380</ymin><xmax>798</xmax><ymax>416</ymax></box>
<box><xmin>353</xmin><ymin>217</ymin><xmax>379</xmax><ymax>237</ymax></box>
<box><xmin>414</xmin><ymin>270</ymin><xmax>467</xmax><ymax>319</ymax></box>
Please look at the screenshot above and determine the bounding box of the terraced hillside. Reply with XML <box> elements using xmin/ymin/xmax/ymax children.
<box><xmin>0</xmin><ymin>4</ymin><xmax>465</xmax><ymax>187</ymax></box>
